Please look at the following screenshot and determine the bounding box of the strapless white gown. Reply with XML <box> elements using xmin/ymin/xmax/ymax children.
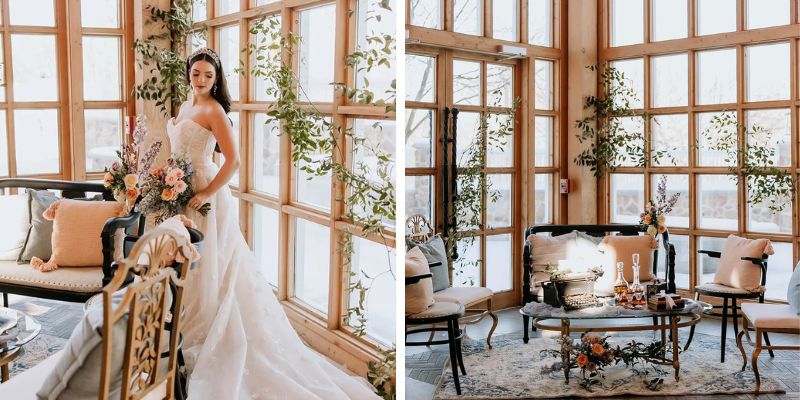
<box><xmin>167</xmin><ymin>118</ymin><xmax>380</xmax><ymax>399</ymax></box>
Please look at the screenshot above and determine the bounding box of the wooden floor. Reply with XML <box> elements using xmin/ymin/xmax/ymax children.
<box><xmin>406</xmin><ymin>307</ymin><xmax>800</xmax><ymax>400</ymax></box>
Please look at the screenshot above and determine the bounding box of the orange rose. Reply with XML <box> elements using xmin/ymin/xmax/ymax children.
<box><xmin>161</xmin><ymin>188</ymin><xmax>175</xmax><ymax>201</ymax></box>
<box><xmin>658</xmin><ymin>225</ymin><xmax>667</xmax><ymax>233</ymax></box>
<box><xmin>592</xmin><ymin>343</ymin><xmax>604</xmax><ymax>356</ymax></box>
<box><xmin>577</xmin><ymin>353</ymin><xmax>588</xmax><ymax>367</ymax></box>
<box><xmin>126</xmin><ymin>187</ymin><xmax>139</xmax><ymax>201</ymax></box>
<box><xmin>643</xmin><ymin>214</ymin><xmax>652</xmax><ymax>224</ymax></box>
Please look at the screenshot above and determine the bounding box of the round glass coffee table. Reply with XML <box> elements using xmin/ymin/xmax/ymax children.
<box><xmin>0</xmin><ymin>307</ymin><xmax>42</xmax><ymax>382</ymax></box>
<box><xmin>520</xmin><ymin>299</ymin><xmax>711</xmax><ymax>384</ymax></box>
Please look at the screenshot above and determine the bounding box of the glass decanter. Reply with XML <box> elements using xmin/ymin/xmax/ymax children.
<box><xmin>629</xmin><ymin>254</ymin><xmax>645</xmax><ymax>307</ymax></box>
<box><xmin>613</xmin><ymin>261</ymin><xmax>629</xmax><ymax>306</ymax></box>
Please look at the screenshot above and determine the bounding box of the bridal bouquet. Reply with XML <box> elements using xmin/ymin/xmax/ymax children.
<box><xmin>639</xmin><ymin>175</ymin><xmax>680</xmax><ymax>241</ymax></box>
<box><xmin>137</xmin><ymin>155</ymin><xmax>211</xmax><ymax>223</ymax></box>
<box><xmin>103</xmin><ymin>115</ymin><xmax>162</xmax><ymax>211</ymax></box>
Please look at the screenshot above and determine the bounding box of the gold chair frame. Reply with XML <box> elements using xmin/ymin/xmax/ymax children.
<box><xmin>99</xmin><ymin>227</ymin><xmax>195</xmax><ymax>400</ymax></box>
<box><xmin>736</xmin><ymin>310</ymin><xmax>800</xmax><ymax>393</ymax></box>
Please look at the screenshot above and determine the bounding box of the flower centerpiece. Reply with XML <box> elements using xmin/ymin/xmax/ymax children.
<box><xmin>102</xmin><ymin>115</ymin><xmax>162</xmax><ymax>212</ymax></box>
<box><xmin>639</xmin><ymin>175</ymin><xmax>681</xmax><ymax>246</ymax></box>
<box><xmin>137</xmin><ymin>155</ymin><xmax>211</xmax><ymax>223</ymax></box>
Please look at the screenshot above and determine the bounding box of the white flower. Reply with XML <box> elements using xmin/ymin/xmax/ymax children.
<box><xmin>647</xmin><ymin>225</ymin><xmax>657</xmax><ymax>236</ymax></box>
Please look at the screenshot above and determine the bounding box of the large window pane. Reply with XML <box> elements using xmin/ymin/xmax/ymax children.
<box><xmin>82</xmin><ymin>36</ymin><xmax>121</xmax><ymax>101</ymax></box>
<box><xmin>697</xmin><ymin>236</ymin><xmax>726</xmax><ymax>285</ymax></box>
<box><xmin>216</xmin><ymin>0</ymin><xmax>239</xmax><ymax>16</ymax></box>
<box><xmin>534</xmin><ymin>174</ymin><xmax>552</xmax><ymax>224</ymax></box>
<box><xmin>298</xmin><ymin>5</ymin><xmax>335</xmax><ymax>102</ymax></box>
<box><xmin>14</xmin><ymin>109</ymin><xmax>59</xmax><ymax>175</ymax></box>
<box><xmin>651</xmin><ymin>114</ymin><xmax>688</xmax><ymax>166</ymax></box>
<box><xmin>534</xmin><ymin>59</ymin><xmax>553</xmax><ymax>110</ymax></box>
<box><xmin>651</xmin><ymin>0</ymin><xmax>687</xmax><ymax>41</ymax></box>
<box><xmin>651</xmin><ymin>174</ymin><xmax>689</xmax><ymax>228</ymax></box>
<box><xmin>697</xmin><ymin>175</ymin><xmax>738</xmax><ymax>230</ymax></box>
<box><xmin>486</xmin><ymin>114</ymin><xmax>513</xmax><ymax>167</ymax></box>
<box><xmin>356</xmin><ymin>0</ymin><xmax>395</xmax><ymax>103</ymax></box>
<box><xmin>534</xmin><ymin>116</ymin><xmax>553</xmax><ymax>167</ymax></box>
<box><xmin>12</xmin><ymin>35</ymin><xmax>57</xmax><ymax>102</ymax></box>
<box><xmin>453</xmin><ymin>238</ymin><xmax>480</xmax><ymax>287</ymax></box>
<box><xmin>487</xmin><ymin>174</ymin><xmax>512</xmax><ymax>228</ymax></box>
<box><xmin>528</xmin><ymin>0</ymin><xmax>552</xmax><ymax>46</ymax></box>
<box><xmin>746</xmin><ymin>0</ymin><xmax>789</xmax><ymax>29</ymax></box>
<box><xmin>696</xmin><ymin>0</ymin><xmax>736</xmax><ymax>36</ymax></box>
<box><xmin>9</xmin><ymin>0</ymin><xmax>54</xmax><ymax>26</ymax></box>
<box><xmin>410</xmin><ymin>0</ymin><xmax>441</xmax><ymax>29</ymax></box>
<box><xmin>486</xmin><ymin>64</ymin><xmax>513</xmax><ymax>108</ymax></box>
<box><xmin>492</xmin><ymin>0</ymin><xmax>518</xmax><ymax>41</ymax></box>
<box><xmin>405</xmin><ymin>175</ymin><xmax>433</xmax><ymax>224</ymax></box>
<box><xmin>697</xmin><ymin>111</ymin><xmax>737</xmax><ymax>166</ymax></box>
<box><xmin>221</xmin><ymin>112</ymin><xmax>240</xmax><ymax>187</ymax></box>
<box><xmin>349</xmin><ymin>237</ymin><xmax>395</xmax><ymax>345</ymax></box>
<box><xmin>406</xmin><ymin>54</ymin><xmax>436</xmax><ymax>103</ymax></box>
<box><xmin>764</xmin><ymin>242</ymin><xmax>793</xmax><ymax>300</ymax></box>
<box><xmin>253</xmin><ymin>205</ymin><xmax>279</xmax><ymax>287</ymax></box>
<box><xmin>406</xmin><ymin>109</ymin><xmax>433</xmax><ymax>168</ymax></box>
<box><xmin>613</xmin><ymin>116</ymin><xmax>644</xmax><ymax>167</ymax></box>
<box><xmin>748</xmin><ymin>189</ymin><xmax>793</xmax><ymax>234</ymax></box>
<box><xmin>295</xmin><ymin>120</ymin><xmax>331</xmax><ymax>210</ymax></box>
<box><xmin>610</xmin><ymin>174</ymin><xmax>644</xmax><ymax>224</ymax></box>
<box><xmin>0</xmin><ymin>35</ymin><xmax>5</xmax><ymax>102</ymax></box>
<box><xmin>218</xmin><ymin>25</ymin><xmax>240</xmax><ymax>101</ymax></box>
<box><xmin>455</xmin><ymin>112</ymin><xmax>480</xmax><ymax>167</ymax></box>
<box><xmin>189</xmin><ymin>31</ymin><xmax>207</xmax><ymax>53</ymax></box>
<box><xmin>745</xmin><ymin>43</ymin><xmax>790</xmax><ymax>102</ymax></box>
<box><xmin>665</xmin><ymin>234</ymin><xmax>689</xmax><ymax>289</ymax></box>
<box><xmin>454</xmin><ymin>0</ymin><xmax>482</xmax><ymax>36</ymax></box>
<box><xmin>651</xmin><ymin>53</ymin><xmax>688</xmax><ymax>107</ymax></box>
<box><xmin>486</xmin><ymin>234</ymin><xmax>512</xmax><ymax>292</ymax></box>
<box><xmin>192</xmin><ymin>0</ymin><xmax>207</xmax><ymax>22</ymax></box>
<box><xmin>352</xmin><ymin>119</ymin><xmax>396</xmax><ymax>226</ymax></box>
<box><xmin>745</xmin><ymin>109</ymin><xmax>791</xmax><ymax>167</ymax></box>
<box><xmin>696</xmin><ymin>48</ymin><xmax>736</xmax><ymax>105</ymax></box>
<box><xmin>81</xmin><ymin>0</ymin><xmax>119</xmax><ymax>28</ymax></box>
<box><xmin>610</xmin><ymin>58</ymin><xmax>644</xmax><ymax>109</ymax></box>
<box><xmin>611</xmin><ymin>0</ymin><xmax>643</xmax><ymax>46</ymax></box>
<box><xmin>84</xmin><ymin>109</ymin><xmax>121</xmax><ymax>173</ymax></box>
<box><xmin>293</xmin><ymin>218</ymin><xmax>330</xmax><ymax>314</ymax></box>
<box><xmin>252</xmin><ymin>113</ymin><xmax>280</xmax><ymax>196</ymax></box>
<box><xmin>0</xmin><ymin>112</ymin><xmax>7</xmax><ymax>176</ymax></box>
<box><xmin>253</xmin><ymin>16</ymin><xmax>280</xmax><ymax>102</ymax></box>
<box><xmin>453</xmin><ymin>60</ymin><xmax>481</xmax><ymax>106</ymax></box>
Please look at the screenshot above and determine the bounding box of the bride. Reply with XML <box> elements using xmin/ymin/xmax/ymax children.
<box><xmin>166</xmin><ymin>47</ymin><xmax>380</xmax><ymax>399</ymax></box>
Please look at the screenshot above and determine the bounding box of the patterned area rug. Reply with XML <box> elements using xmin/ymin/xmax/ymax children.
<box><xmin>432</xmin><ymin>332</ymin><xmax>787</xmax><ymax>399</ymax></box>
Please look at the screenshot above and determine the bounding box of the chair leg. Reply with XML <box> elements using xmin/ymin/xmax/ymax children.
<box><xmin>523</xmin><ymin>315</ymin><xmax>530</xmax><ymax>344</ymax></box>
<box><xmin>454</xmin><ymin>318</ymin><xmax>466</xmax><ymax>376</ymax></box>
<box><xmin>720</xmin><ymin>296</ymin><xmax>729</xmax><ymax>363</ymax></box>
<box><xmin>731</xmin><ymin>297</ymin><xmax>739</xmax><ymax>340</ymax></box>
<box><xmin>486</xmin><ymin>310</ymin><xmax>498</xmax><ymax>349</ymax></box>
<box><xmin>752</xmin><ymin>330</ymin><xmax>762</xmax><ymax>393</ymax></box>
<box><xmin>428</xmin><ymin>323</ymin><xmax>437</xmax><ymax>345</ymax></box>
<box><xmin>447</xmin><ymin>320</ymin><xmax>462</xmax><ymax>395</ymax></box>
<box><xmin>684</xmin><ymin>292</ymin><xmax>701</xmax><ymax>351</ymax></box>
<box><xmin>736</xmin><ymin>325</ymin><xmax>747</xmax><ymax>371</ymax></box>
<box><xmin>2</xmin><ymin>293</ymin><xmax>7</xmax><ymax>307</ymax></box>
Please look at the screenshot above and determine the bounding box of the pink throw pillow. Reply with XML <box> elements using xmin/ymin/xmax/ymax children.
<box><xmin>713</xmin><ymin>235</ymin><xmax>774</xmax><ymax>292</ymax></box>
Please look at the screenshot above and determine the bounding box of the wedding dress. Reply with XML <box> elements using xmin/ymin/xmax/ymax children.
<box><xmin>167</xmin><ymin>118</ymin><xmax>380</xmax><ymax>400</ymax></box>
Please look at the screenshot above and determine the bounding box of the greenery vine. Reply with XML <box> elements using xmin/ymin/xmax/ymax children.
<box><xmin>574</xmin><ymin>64</ymin><xmax>673</xmax><ymax>177</ymax></box>
<box><xmin>132</xmin><ymin>0</ymin><xmax>205</xmax><ymax>116</ymax></box>
<box><xmin>245</xmin><ymin>4</ymin><xmax>396</xmax><ymax>397</ymax></box>
<box><xmin>698</xmin><ymin>112</ymin><xmax>797</xmax><ymax>212</ymax></box>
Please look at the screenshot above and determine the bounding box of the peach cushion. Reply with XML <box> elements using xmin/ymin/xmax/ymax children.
<box><xmin>406</xmin><ymin>247</ymin><xmax>434</xmax><ymax>315</ymax></box>
<box><xmin>741</xmin><ymin>303</ymin><xmax>800</xmax><ymax>330</ymax></box>
<box><xmin>713</xmin><ymin>235</ymin><xmax>774</xmax><ymax>292</ymax></box>
<box><xmin>599</xmin><ymin>235</ymin><xmax>656</xmax><ymax>282</ymax></box>
<box><xmin>48</xmin><ymin>199</ymin><xmax>126</xmax><ymax>267</ymax></box>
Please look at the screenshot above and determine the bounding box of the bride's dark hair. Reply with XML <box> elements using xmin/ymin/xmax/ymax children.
<box><xmin>186</xmin><ymin>48</ymin><xmax>233</xmax><ymax>153</ymax></box>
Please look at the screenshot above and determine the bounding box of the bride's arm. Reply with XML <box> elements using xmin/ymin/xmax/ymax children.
<box><xmin>187</xmin><ymin>110</ymin><xmax>240</xmax><ymax>210</ymax></box>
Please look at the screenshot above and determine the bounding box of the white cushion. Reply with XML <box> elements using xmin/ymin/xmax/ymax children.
<box><xmin>527</xmin><ymin>232</ymin><xmax>577</xmax><ymax>273</ymax></box>
<box><xmin>0</xmin><ymin>350</ymin><xmax>64</xmax><ymax>398</ymax></box>
<box><xmin>0</xmin><ymin>195</ymin><xmax>29</xmax><ymax>261</ymax></box>
<box><xmin>433</xmin><ymin>286</ymin><xmax>493</xmax><ymax>306</ymax></box>
<box><xmin>741</xmin><ymin>303</ymin><xmax>800</xmax><ymax>330</ymax></box>
<box><xmin>0</xmin><ymin>260</ymin><xmax>103</xmax><ymax>293</ymax></box>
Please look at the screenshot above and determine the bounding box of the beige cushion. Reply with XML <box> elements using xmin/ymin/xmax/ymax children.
<box><xmin>433</xmin><ymin>286</ymin><xmax>493</xmax><ymax>307</ymax></box>
<box><xmin>713</xmin><ymin>235</ymin><xmax>774</xmax><ymax>292</ymax></box>
<box><xmin>46</xmin><ymin>199</ymin><xmax>126</xmax><ymax>267</ymax></box>
<box><xmin>695</xmin><ymin>282</ymin><xmax>753</xmax><ymax>295</ymax></box>
<box><xmin>599</xmin><ymin>235</ymin><xmax>656</xmax><ymax>282</ymax></box>
<box><xmin>527</xmin><ymin>232</ymin><xmax>576</xmax><ymax>273</ymax></box>
<box><xmin>741</xmin><ymin>303</ymin><xmax>800</xmax><ymax>330</ymax></box>
<box><xmin>406</xmin><ymin>247</ymin><xmax>434</xmax><ymax>315</ymax></box>
<box><xmin>407</xmin><ymin>301</ymin><xmax>464</xmax><ymax>320</ymax></box>
<box><xmin>0</xmin><ymin>194</ymin><xmax>29</xmax><ymax>261</ymax></box>
<box><xmin>0</xmin><ymin>260</ymin><xmax>103</xmax><ymax>292</ymax></box>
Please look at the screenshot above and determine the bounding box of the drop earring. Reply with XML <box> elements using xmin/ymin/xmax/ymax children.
<box><xmin>213</xmin><ymin>84</ymin><xmax>217</xmax><ymax>95</ymax></box>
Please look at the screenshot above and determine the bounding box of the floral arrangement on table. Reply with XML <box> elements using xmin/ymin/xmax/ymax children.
<box><xmin>541</xmin><ymin>333</ymin><xmax>668</xmax><ymax>391</ymax></box>
<box><xmin>137</xmin><ymin>155</ymin><xmax>211</xmax><ymax>223</ymax></box>
<box><xmin>639</xmin><ymin>175</ymin><xmax>681</xmax><ymax>247</ymax></box>
<box><xmin>103</xmin><ymin>115</ymin><xmax>162</xmax><ymax>212</ymax></box>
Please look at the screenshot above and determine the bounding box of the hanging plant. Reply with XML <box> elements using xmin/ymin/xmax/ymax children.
<box><xmin>132</xmin><ymin>0</ymin><xmax>206</xmax><ymax>116</ymax></box>
<box><xmin>698</xmin><ymin>112</ymin><xmax>796</xmax><ymax>213</ymax></box>
<box><xmin>574</xmin><ymin>64</ymin><xmax>674</xmax><ymax>177</ymax></box>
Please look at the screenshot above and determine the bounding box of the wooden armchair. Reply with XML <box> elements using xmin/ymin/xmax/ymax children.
<box><xmin>406</xmin><ymin>214</ymin><xmax>499</xmax><ymax>348</ymax></box>
<box><xmin>0</xmin><ymin>178</ymin><xmax>144</xmax><ymax>306</ymax></box>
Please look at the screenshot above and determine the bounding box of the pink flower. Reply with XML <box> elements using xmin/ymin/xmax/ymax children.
<box><xmin>111</xmin><ymin>162</ymin><xmax>120</xmax><ymax>171</ymax></box>
<box><xmin>103</xmin><ymin>172</ymin><xmax>114</xmax><ymax>188</ymax></box>
<box><xmin>173</xmin><ymin>180</ymin><xmax>188</xmax><ymax>194</ymax></box>
<box><xmin>150</xmin><ymin>167</ymin><xmax>164</xmax><ymax>177</ymax></box>
<box><xmin>165</xmin><ymin>173</ymin><xmax>179</xmax><ymax>186</ymax></box>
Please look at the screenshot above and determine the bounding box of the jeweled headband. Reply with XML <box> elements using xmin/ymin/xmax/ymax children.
<box><xmin>188</xmin><ymin>47</ymin><xmax>220</xmax><ymax>67</ymax></box>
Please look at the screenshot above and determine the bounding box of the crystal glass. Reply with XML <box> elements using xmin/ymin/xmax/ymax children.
<box><xmin>613</xmin><ymin>262</ymin><xmax>629</xmax><ymax>305</ymax></box>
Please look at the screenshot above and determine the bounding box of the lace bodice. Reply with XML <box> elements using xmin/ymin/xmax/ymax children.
<box><xmin>167</xmin><ymin>118</ymin><xmax>217</xmax><ymax>167</ymax></box>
